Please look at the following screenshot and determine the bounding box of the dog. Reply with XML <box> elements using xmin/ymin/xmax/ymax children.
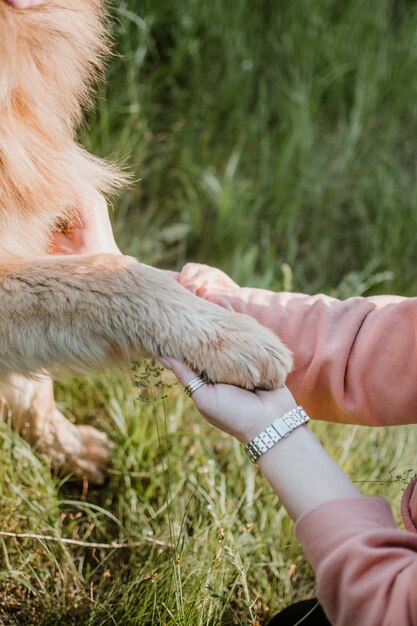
<box><xmin>0</xmin><ymin>0</ymin><xmax>292</xmax><ymax>483</ymax></box>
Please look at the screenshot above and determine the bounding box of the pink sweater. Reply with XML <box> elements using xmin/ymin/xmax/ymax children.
<box><xmin>179</xmin><ymin>264</ymin><xmax>417</xmax><ymax>626</ymax></box>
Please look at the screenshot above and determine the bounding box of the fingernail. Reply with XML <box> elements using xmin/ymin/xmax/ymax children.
<box><xmin>159</xmin><ymin>357</ymin><xmax>172</xmax><ymax>369</ymax></box>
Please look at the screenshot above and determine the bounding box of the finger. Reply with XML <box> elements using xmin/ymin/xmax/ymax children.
<box><xmin>179</xmin><ymin>263</ymin><xmax>239</xmax><ymax>294</ymax></box>
<box><xmin>158</xmin><ymin>357</ymin><xmax>264</xmax><ymax>441</ymax></box>
<box><xmin>164</xmin><ymin>270</ymin><xmax>180</xmax><ymax>281</ymax></box>
<box><xmin>158</xmin><ymin>357</ymin><xmax>227</xmax><ymax>421</ymax></box>
<box><xmin>158</xmin><ymin>357</ymin><xmax>200</xmax><ymax>387</ymax></box>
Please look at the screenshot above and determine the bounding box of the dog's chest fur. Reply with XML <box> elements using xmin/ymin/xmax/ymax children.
<box><xmin>0</xmin><ymin>0</ymin><xmax>123</xmax><ymax>261</ymax></box>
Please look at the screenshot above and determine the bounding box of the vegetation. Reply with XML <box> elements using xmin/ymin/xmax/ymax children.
<box><xmin>3</xmin><ymin>0</ymin><xmax>417</xmax><ymax>623</ymax></box>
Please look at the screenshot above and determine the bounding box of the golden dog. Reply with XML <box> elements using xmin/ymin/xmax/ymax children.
<box><xmin>0</xmin><ymin>0</ymin><xmax>292</xmax><ymax>482</ymax></box>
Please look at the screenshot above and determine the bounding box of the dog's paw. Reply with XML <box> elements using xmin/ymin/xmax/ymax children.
<box><xmin>64</xmin><ymin>424</ymin><xmax>113</xmax><ymax>485</ymax></box>
<box><xmin>44</xmin><ymin>410</ymin><xmax>113</xmax><ymax>485</ymax></box>
<box><xmin>185</xmin><ymin>311</ymin><xmax>293</xmax><ymax>390</ymax></box>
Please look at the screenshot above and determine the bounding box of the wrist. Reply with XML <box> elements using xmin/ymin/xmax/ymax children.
<box><xmin>236</xmin><ymin>398</ymin><xmax>298</xmax><ymax>444</ymax></box>
<box><xmin>243</xmin><ymin>406</ymin><xmax>310</xmax><ymax>463</ymax></box>
<box><xmin>256</xmin><ymin>426</ymin><xmax>362</xmax><ymax>521</ymax></box>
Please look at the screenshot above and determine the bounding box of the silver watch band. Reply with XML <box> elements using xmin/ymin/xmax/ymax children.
<box><xmin>244</xmin><ymin>406</ymin><xmax>310</xmax><ymax>463</ymax></box>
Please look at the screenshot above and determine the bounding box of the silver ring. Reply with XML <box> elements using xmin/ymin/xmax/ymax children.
<box><xmin>184</xmin><ymin>376</ymin><xmax>207</xmax><ymax>397</ymax></box>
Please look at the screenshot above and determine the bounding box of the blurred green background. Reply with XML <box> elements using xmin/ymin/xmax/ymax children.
<box><xmin>3</xmin><ymin>1</ymin><xmax>417</xmax><ymax>624</ymax></box>
<box><xmin>85</xmin><ymin>0</ymin><xmax>417</xmax><ymax>296</ymax></box>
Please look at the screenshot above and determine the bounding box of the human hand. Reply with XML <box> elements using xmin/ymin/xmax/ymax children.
<box><xmin>179</xmin><ymin>263</ymin><xmax>239</xmax><ymax>296</ymax></box>
<box><xmin>160</xmin><ymin>357</ymin><xmax>362</xmax><ymax>522</ymax></box>
<box><xmin>178</xmin><ymin>262</ymin><xmax>248</xmax><ymax>313</ymax></box>
<box><xmin>159</xmin><ymin>357</ymin><xmax>296</xmax><ymax>443</ymax></box>
<box><xmin>153</xmin><ymin>268</ymin><xmax>180</xmax><ymax>281</ymax></box>
<box><xmin>4</xmin><ymin>0</ymin><xmax>42</xmax><ymax>7</ymax></box>
<box><xmin>50</xmin><ymin>192</ymin><xmax>122</xmax><ymax>256</ymax></box>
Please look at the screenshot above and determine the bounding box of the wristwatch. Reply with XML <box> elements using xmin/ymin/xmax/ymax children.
<box><xmin>244</xmin><ymin>406</ymin><xmax>310</xmax><ymax>463</ymax></box>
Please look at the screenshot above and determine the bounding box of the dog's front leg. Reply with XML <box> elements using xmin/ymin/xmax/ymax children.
<box><xmin>0</xmin><ymin>374</ymin><xmax>110</xmax><ymax>483</ymax></box>
<box><xmin>0</xmin><ymin>253</ymin><xmax>291</xmax><ymax>479</ymax></box>
<box><xmin>0</xmin><ymin>253</ymin><xmax>292</xmax><ymax>387</ymax></box>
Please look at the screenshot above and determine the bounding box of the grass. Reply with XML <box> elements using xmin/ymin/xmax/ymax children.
<box><xmin>1</xmin><ymin>365</ymin><xmax>416</xmax><ymax>625</ymax></box>
<box><xmin>3</xmin><ymin>0</ymin><xmax>417</xmax><ymax>623</ymax></box>
<box><xmin>87</xmin><ymin>0</ymin><xmax>417</xmax><ymax>294</ymax></box>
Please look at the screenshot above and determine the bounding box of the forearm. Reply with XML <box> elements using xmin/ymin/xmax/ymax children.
<box><xmin>233</xmin><ymin>289</ymin><xmax>405</xmax><ymax>426</ymax></box>
<box><xmin>254</xmin><ymin>425</ymin><xmax>362</xmax><ymax>521</ymax></box>
<box><xmin>180</xmin><ymin>265</ymin><xmax>416</xmax><ymax>426</ymax></box>
<box><xmin>254</xmin><ymin>426</ymin><xmax>417</xmax><ymax>625</ymax></box>
<box><xmin>296</xmin><ymin>497</ymin><xmax>417</xmax><ymax>626</ymax></box>
<box><xmin>164</xmin><ymin>352</ymin><xmax>417</xmax><ymax>625</ymax></box>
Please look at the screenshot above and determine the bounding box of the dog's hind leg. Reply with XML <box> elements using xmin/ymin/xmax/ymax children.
<box><xmin>0</xmin><ymin>375</ymin><xmax>111</xmax><ymax>483</ymax></box>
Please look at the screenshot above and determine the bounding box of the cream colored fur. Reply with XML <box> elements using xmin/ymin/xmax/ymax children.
<box><xmin>0</xmin><ymin>0</ymin><xmax>292</xmax><ymax>482</ymax></box>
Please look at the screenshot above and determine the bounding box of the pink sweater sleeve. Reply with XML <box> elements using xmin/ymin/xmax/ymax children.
<box><xmin>295</xmin><ymin>497</ymin><xmax>417</xmax><ymax>626</ymax></box>
<box><xmin>187</xmin><ymin>278</ymin><xmax>417</xmax><ymax>425</ymax></box>
<box><xmin>234</xmin><ymin>290</ymin><xmax>417</xmax><ymax>425</ymax></box>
